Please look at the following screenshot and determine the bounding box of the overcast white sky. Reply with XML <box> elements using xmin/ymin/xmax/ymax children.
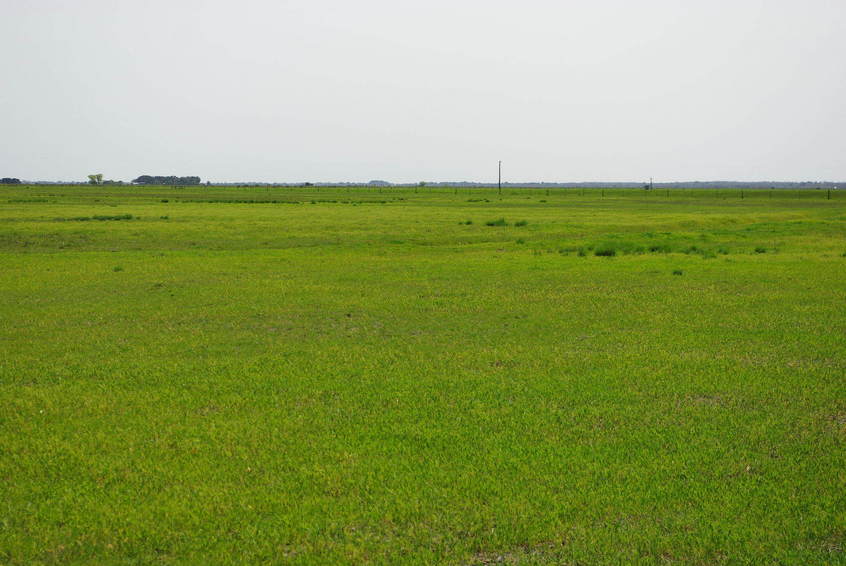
<box><xmin>1</xmin><ymin>1</ymin><xmax>844</xmax><ymax>183</ymax></box>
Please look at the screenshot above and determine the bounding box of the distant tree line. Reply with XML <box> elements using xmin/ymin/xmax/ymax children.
<box><xmin>132</xmin><ymin>175</ymin><xmax>201</xmax><ymax>185</ymax></box>
<box><xmin>1</xmin><ymin>178</ymin><xmax>21</xmax><ymax>184</ymax></box>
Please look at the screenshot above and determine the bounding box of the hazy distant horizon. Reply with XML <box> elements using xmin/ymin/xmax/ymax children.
<box><xmin>2</xmin><ymin>1</ymin><xmax>844</xmax><ymax>183</ymax></box>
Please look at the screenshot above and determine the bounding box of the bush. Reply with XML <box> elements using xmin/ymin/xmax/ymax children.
<box><xmin>754</xmin><ymin>247</ymin><xmax>767</xmax><ymax>254</ymax></box>
<box><xmin>514</xmin><ymin>220</ymin><xmax>528</xmax><ymax>227</ymax></box>
<box><xmin>485</xmin><ymin>218</ymin><xmax>508</xmax><ymax>227</ymax></box>
<box><xmin>673</xmin><ymin>269</ymin><xmax>683</xmax><ymax>276</ymax></box>
<box><xmin>594</xmin><ymin>246</ymin><xmax>616</xmax><ymax>257</ymax></box>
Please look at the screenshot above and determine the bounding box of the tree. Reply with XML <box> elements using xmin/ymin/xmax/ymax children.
<box><xmin>132</xmin><ymin>175</ymin><xmax>201</xmax><ymax>185</ymax></box>
<box><xmin>0</xmin><ymin>178</ymin><xmax>21</xmax><ymax>184</ymax></box>
<box><xmin>88</xmin><ymin>174</ymin><xmax>103</xmax><ymax>185</ymax></box>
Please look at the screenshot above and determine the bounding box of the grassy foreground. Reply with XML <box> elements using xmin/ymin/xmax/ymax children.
<box><xmin>1</xmin><ymin>185</ymin><xmax>844</xmax><ymax>565</ymax></box>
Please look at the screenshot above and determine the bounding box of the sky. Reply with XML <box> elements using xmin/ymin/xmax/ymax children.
<box><xmin>1</xmin><ymin>0</ymin><xmax>844</xmax><ymax>184</ymax></box>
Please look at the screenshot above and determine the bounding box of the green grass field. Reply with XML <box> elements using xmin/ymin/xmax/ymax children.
<box><xmin>1</xmin><ymin>185</ymin><xmax>844</xmax><ymax>564</ymax></box>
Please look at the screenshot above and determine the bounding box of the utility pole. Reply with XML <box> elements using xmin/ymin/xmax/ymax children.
<box><xmin>498</xmin><ymin>160</ymin><xmax>502</xmax><ymax>196</ymax></box>
<box><xmin>650</xmin><ymin>176</ymin><xmax>653</xmax><ymax>191</ymax></box>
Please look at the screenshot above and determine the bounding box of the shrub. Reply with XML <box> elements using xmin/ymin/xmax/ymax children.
<box><xmin>594</xmin><ymin>246</ymin><xmax>616</xmax><ymax>257</ymax></box>
<box><xmin>516</xmin><ymin>238</ymin><xmax>525</xmax><ymax>244</ymax></box>
<box><xmin>113</xmin><ymin>266</ymin><xmax>123</xmax><ymax>272</ymax></box>
<box><xmin>485</xmin><ymin>218</ymin><xmax>508</xmax><ymax>227</ymax></box>
<box><xmin>577</xmin><ymin>248</ymin><xmax>587</xmax><ymax>257</ymax></box>
<box><xmin>514</xmin><ymin>220</ymin><xmax>528</xmax><ymax>227</ymax></box>
<box><xmin>754</xmin><ymin>247</ymin><xmax>767</xmax><ymax>254</ymax></box>
<box><xmin>673</xmin><ymin>269</ymin><xmax>683</xmax><ymax>276</ymax></box>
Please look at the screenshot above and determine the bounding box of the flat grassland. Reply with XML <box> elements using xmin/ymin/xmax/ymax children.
<box><xmin>1</xmin><ymin>185</ymin><xmax>844</xmax><ymax>565</ymax></box>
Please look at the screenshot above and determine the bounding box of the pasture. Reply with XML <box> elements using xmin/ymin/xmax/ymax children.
<box><xmin>1</xmin><ymin>185</ymin><xmax>844</xmax><ymax>564</ymax></box>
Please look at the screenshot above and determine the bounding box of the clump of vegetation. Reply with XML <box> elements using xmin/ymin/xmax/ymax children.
<box><xmin>516</xmin><ymin>238</ymin><xmax>525</xmax><ymax>244</ymax></box>
<box><xmin>485</xmin><ymin>218</ymin><xmax>508</xmax><ymax>227</ymax></box>
<box><xmin>681</xmin><ymin>244</ymin><xmax>716</xmax><ymax>258</ymax></box>
<box><xmin>514</xmin><ymin>220</ymin><xmax>528</xmax><ymax>227</ymax></box>
<box><xmin>53</xmin><ymin>213</ymin><xmax>134</xmax><ymax>222</ymax></box>
<box><xmin>458</xmin><ymin>219</ymin><xmax>473</xmax><ymax>225</ymax></box>
<box><xmin>595</xmin><ymin>245</ymin><xmax>617</xmax><ymax>257</ymax></box>
<box><xmin>161</xmin><ymin>199</ymin><xmax>169</xmax><ymax>203</ymax></box>
<box><xmin>112</xmin><ymin>266</ymin><xmax>123</xmax><ymax>272</ymax></box>
<box><xmin>614</xmin><ymin>242</ymin><xmax>645</xmax><ymax>255</ymax></box>
<box><xmin>754</xmin><ymin>246</ymin><xmax>768</xmax><ymax>254</ymax></box>
<box><xmin>95</xmin><ymin>214</ymin><xmax>133</xmax><ymax>221</ymax></box>
<box><xmin>673</xmin><ymin>269</ymin><xmax>683</xmax><ymax>275</ymax></box>
<box><xmin>182</xmin><ymin>199</ymin><xmax>302</xmax><ymax>204</ymax></box>
<box><xmin>160</xmin><ymin>216</ymin><xmax>169</xmax><ymax>220</ymax></box>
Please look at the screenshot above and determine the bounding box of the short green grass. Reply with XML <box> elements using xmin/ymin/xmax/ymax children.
<box><xmin>1</xmin><ymin>185</ymin><xmax>845</xmax><ymax>565</ymax></box>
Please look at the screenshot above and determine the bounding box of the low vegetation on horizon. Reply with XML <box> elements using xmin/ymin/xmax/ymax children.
<box><xmin>1</xmin><ymin>184</ymin><xmax>844</xmax><ymax>564</ymax></box>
